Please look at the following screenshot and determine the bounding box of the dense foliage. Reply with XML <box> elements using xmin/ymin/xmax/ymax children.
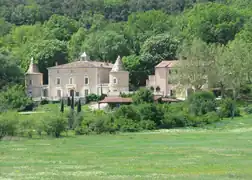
<box><xmin>1</xmin><ymin>0</ymin><xmax>252</xmax><ymax>90</ymax></box>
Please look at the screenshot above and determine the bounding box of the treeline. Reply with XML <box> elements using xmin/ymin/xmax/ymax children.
<box><xmin>1</xmin><ymin>0</ymin><xmax>252</xmax><ymax>110</ymax></box>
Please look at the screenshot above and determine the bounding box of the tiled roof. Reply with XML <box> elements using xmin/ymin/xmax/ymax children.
<box><xmin>111</xmin><ymin>56</ymin><xmax>125</xmax><ymax>72</ymax></box>
<box><xmin>47</xmin><ymin>60</ymin><xmax>114</xmax><ymax>69</ymax></box>
<box><xmin>155</xmin><ymin>60</ymin><xmax>177</xmax><ymax>68</ymax></box>
<box><xmin>99</xmin><ymin>97</ymin><xmax>133</xmax><ymax>103</ymax></box>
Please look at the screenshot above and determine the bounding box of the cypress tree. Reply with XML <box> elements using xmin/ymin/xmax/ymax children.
<box><xmin>67</xmin><ymin>97</ymin><xmax>71</xmax><ymax>106</ymax></box>
<box><xmin>71</xmin><ymin>94</ymin><xmax>74</xmax><ymax>110</ymax></box>
<box><xmin>60</xmin><ymin>99</ymin><xmax>64</xmax><ymax>113</ymax></box>
<box><xmin>77</xmin><ymin>99</ymin><xmax>81</xmax><ymax>113</ymax></box>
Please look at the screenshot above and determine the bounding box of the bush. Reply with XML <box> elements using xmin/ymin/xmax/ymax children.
<box><xmin>219</xmin><ymin>98</ymin><xmax>240</xmax><ymax>118</ymax></box>
<box><xmin>191</xmin><ymin>112</ymin><xmax>220</xmax><ymax>127</ymax></box>
<box><xmin>244</xmin><ymin>105</ymin><xmax>252</xmax><ymax>114</ymax></box>
<box><xmin>138</xmin><ymin>103</ymin><xmax>164</xmax><ymax>126</ymax></box>
<box><xmin>0</xmin><ymin>85</ymin><xmax>33</xmax><ymax>112</ymax></box>
<box><xmin>114</xmin><ymin>117</ymin><xmax>141</xmax><ymax>132</ymax></box>
<box><xmin>0</xmin><ymin>112</ymin><xmax>19</xmax><ymax>139</ymax></box>
<box><xmin>42</xmin><ymin>113</ymin><xmax>67</xmax><ymax>137</ymax></box>
<box><xmin>132</xmin><ymin>88</ymin><xmax>154</xmax><ymax>104</ymax></box>
<box><xmin>85</xmin><ymin>94</ymin><xmax>106</xmax><ymax>103</ymax></box>
<box><xmin>88</xmin><ymin>115</ymin><xmax>116</xmax><ymax>134</ymax></box>
<box><xmin>188</xmin><ymin>91</ymin><xmax>217</xmax><ymax>116</ymax></box>
<box><xmin>161</xmin><ymin>111</ymin><xmax>190</xmax><ymax>128</ymax></box>
<box><xmin>139</xmin><ymin>120</ymin><xmax>156</xmax><ymax>130</ymax></box>
<box><xmin>114</xmin><ymin>105</ymin><xmax>141</xmax><ymax>121</ymax></box>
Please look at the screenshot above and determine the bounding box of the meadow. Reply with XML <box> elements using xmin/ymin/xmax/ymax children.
<box><xmin>1</xmin><ymin>115</ymin><xmax>252</xmax><ymax>180</ymax></box>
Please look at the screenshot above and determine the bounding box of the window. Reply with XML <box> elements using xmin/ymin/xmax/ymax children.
<box><xmin>69</xmin><ymin>78</ymin><xmax>73</xmax><ymax>84</ymax></box>
<box><xmin>29</xmin><ymin>80</ymin><xmax>32</xmax><ymax>85</ymax></box>
<box><xmin>57</xmin><ymin>89</ymin><xmax>61</xmax><ymax>97</ymax></box>
<box><xmin>84</xmin><ymin>89</ymin><xmax>89</xmax><ymax>96</ymax></box>
<box><xmin>84</xmin><ymin>76</ymin><xmax>89</xmax><ymax>85</ymax></box>
<box><xmin>76</xmin><ymin>92</ymin><xmax>79</xmax><ymax>96</ymax></box>
<box><xmin>113</xmin><ymin>77</ymin><xmax>117</xmax><ymax>84</ymax></box>
<box><xmin>169</xmin><ymin>69</ymin><xmax>172</xmax><ymax>74</ymax></box>
<box><xmin>56</xmin><ymin>78</ymin><xmax>60</xmax><ymax>85</ymax></box>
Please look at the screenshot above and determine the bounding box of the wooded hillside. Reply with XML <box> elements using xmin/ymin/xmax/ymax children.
<box><xmin>1</xmin><ymin>0</ymin><xmax>252</xmax><ymax>90</ymax></box>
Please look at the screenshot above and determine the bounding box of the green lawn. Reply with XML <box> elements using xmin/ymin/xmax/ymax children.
<box><xmin>1</xmin><ymin>116</ymin><xmax>252</xmax><ymax>180</ymax></box>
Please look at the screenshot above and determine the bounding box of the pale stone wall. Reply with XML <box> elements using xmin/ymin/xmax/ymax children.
<box><xmin>109</xmin><ymin>71</ymin><xmax>129</xmax><ymax>93</ymax></box>
<box><xmin>25</xmin><ymin>74</ymin><xmax>43</xmax><ymax>98</ymax></box>
<box><xmin>48</xmin><ymin>66</ymin><xmax>112</xmax><ymax>98</ymax></box>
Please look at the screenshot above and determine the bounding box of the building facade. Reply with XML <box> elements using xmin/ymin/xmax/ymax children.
<box><xmin>146</xmin><ymin>60</ymin><xmax>190</xmax><ymax>100</ymax></box>
<box><xmin>25</xmin><ymin>53</ymin><xmax>129</xmax><ymax>100</ymax></box>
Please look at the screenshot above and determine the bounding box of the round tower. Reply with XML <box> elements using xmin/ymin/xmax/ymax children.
<box><xmin>109</xmin><ymin>56</ymin><xmax>129</xmax><ymax>93</ymax></box>
<box><xmin>25</xmin><ymin>57</ymin><xmax>43</xmax><ymax>98</ymax></box>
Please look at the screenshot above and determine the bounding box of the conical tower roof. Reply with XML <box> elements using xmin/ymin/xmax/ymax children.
<box><xmin>111</xmin><ymin>56</ymin><xmax>125</xmax><ymax>72</ymax></box>
<box><xmin>26</xmin><ymin>57</ymin><xmax>40</xmax><ymax>74</ymax></box>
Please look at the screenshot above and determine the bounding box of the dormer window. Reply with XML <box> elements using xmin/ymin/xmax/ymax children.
<box><xmin>84</xmin><ymin>76</ymin><xmax>89</xmax><ymax>85</ymax></box>
<box><xmin>113</xmin><ymin>77</ymin><xmax>117</xmax><ymax>84</ymax></box>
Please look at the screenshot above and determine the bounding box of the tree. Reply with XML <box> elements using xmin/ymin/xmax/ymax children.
<box><xmin>182</xmin><ymin>3</ymin><xmax>246</xmax><ymax>44</ymax></box>
<box><xmin>21</xmin><ymin>40</ymin><xmax>68</xmax><ymax>84</ymax></box>
<box><xmin>0</xmin><ymin>18</ymin><xmax>12</xmax><ymax>36</ymax></box>
<box><xmin>60</xmin><ymin>99</ymin><xmax>64</xmax><ymax>113</ymax></box>
<box><xmin>0</xmin><ymin>85</ymin><xmax>33</xmax><ymax>112</ymax></box>
<box><xmin>174</xmin><ymin>38</ymin><xmax>214</xmax><ymax>91</ymax></box>
<box><xmin>77</xmin><ymin>99</ymin><xmax>81</xmax><ymax>113</ymax></box>
<box><xmin>44</xmin><ymin>14</ymin><xmax>79</xmax><ymax>41</ymax></box>
<box><xmin>71</xmin><ymin>94</ymin><xmax>75</xmax><ymax>110</ymax></box>
<box><xmin>82</xmin><ymin>30</ymin><xmax>131</xmax><ymax>62</ymax></box>
<box><xmin>0</xmin><ymin>52</ymin><xmax>23</xmax><ymax>89</ymax></box>
<box><xmin>67</xmin><ymin>97</ymin><xmax>71</xmax><ymax>106</ymax></box>
<box><xmin>68</xmin><ymin>28</ymin><xmax>87</xmax><ymax>60</ymax></box>
<box><xmin>125</xmin><ymin>10</ymin><xmax>172</xmax><ymax>54</ymax></box>
<box><xmin>141</xmin><ymin>33</ymin><xmax>179</xmax><ymax>60</ymax></box>
<box><xmin>132</xmin><ymin>88</ymin><xmax>154</xmax><ymax>104</ymax></box>
<box><xmin>219</xmin><ymin>39</ymin><xmax>250</xmax><ymax>100</ymax></box>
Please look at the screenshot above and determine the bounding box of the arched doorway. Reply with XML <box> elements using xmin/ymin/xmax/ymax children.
<box><xmin>70</xmin><ymin>89</ymin><xmax>75</xmax><ymax>97</ymax></box>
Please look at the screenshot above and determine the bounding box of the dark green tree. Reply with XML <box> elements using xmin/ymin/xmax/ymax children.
<box><xmin>60</xmin><ymin>99</ymin><xmax>64</xmax><ymax>113</ymax></box>
<box><xmin>67</xmin><ymin>97</ymin><xmax>71</xmax><ymax>106</ymax></box>
<box><xmin>77</xmin><ymin>99</ymin><xmax>81</xmax><ymax>113</ymax></box>
<box><xmin>71</xmin><ymin>94</ymin><xmax>74</xmax><ymax>110</ymax></box>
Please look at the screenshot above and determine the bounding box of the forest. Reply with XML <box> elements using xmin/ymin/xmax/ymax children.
<box><xmin>1</xmin><ymin>0</ymin><xmax>252</xmax><ymax>110</ymax></box>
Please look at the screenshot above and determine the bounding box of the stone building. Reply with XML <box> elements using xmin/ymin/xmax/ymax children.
<box><xmin>146</xmin><ymin>60</ymin><xmax>188</xmax><ymax>100</ymax></box>
<box><xmin>25</xmin><ymin>53</ymin><xmax>129</xmax><ymax>100</ymax></box>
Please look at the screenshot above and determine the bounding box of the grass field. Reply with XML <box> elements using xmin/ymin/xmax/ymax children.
<box><xmin>1</xmin><ymin>116</ymin><xmax>252</xmax><ymax>180</ymax></box>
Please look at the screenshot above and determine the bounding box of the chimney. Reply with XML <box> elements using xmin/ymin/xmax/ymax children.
<box><xmin>55</xmin><ymin>62</ymin><xmax>58</xmax><ymax>66</ymax></box>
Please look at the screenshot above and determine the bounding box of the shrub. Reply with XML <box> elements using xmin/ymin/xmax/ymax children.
<box><xmin>188</xmin><ymin>91</ymin><xmax>216</xmax><ymax>116</ymax></box>
<box><xmin>114</xmin><ymin>117</ymin><xmax>141</xmax><ymax>132</ymax></box>
<box><xmin>132</xmin><ymin>88</ymin><xmax>154</xmax><ymax>104</ymax></box>
<box><xmin>219</xmin><ymin>98</ymin><xmax>240</xmax><ymax>118</ymax></box>
<box><xmin>244</xmin><ymin>105</ymin><xmax>252</xmax><ymax>114</ymax></box>
<box><xmin>191</xmin><ymin>112</ymin><xmax>220</xmax><ymax>127</ymax></box>
<box><xmin>0</xmin><ymin>85</ymin><xmax>33</xmax><ymax>112</ymax></box>
<box><xmin>114</xmin><ymin>105</ymin><xmax>141</xmax><ymax>121</ymax></box>
<box><xmin>138</xmin><ymin>103</ymin><xmax>164</xmax><ymax>126</ymax></box>
<box><xmin>86</xmin><ymin>94</ymin><xmax>99</xmax><ymax>103</ymax></box>
<box><xmin>0</xmin><ymin>112</ymin><xmax>19</xmax><ymax>139</ymax></box>
<box><xmin>139</xmin><ymin>120</ymin><xmax>156</xmax><ymax>130</ymax></box>
<box><xmin>88</xmin><ymin>115</ymin><xmax>116</xmax><ymax>134</ymax></box>
<box><xmin>42</xmin><ymin>113</ymin><xmax>67</xmax><ymax>138</ymax></box>
<box><xmin>161</xmin><ymin>111</ymin><xmax>190</xmax><ymax>128</ymax></box>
